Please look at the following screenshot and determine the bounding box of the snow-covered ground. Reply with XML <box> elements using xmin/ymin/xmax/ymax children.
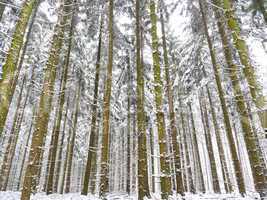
<box><xmin>0</xmin><ymin>192</ymin><xmax>262</xmax><ymax>200</ymax></box>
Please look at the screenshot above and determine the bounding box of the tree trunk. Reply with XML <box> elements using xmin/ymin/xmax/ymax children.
<box><xmin>219</xmin><ymin>0</ymin><xmax>265</xmax><ymax>109</ymax></box>
<box><xmin>198</xmin><ymin>93</ymin><xmax>220</xmax><ymax>193</ymax></box>
<box><xmin>212</xmin><ymin>1</ymin><xmax>267</xmax><ymax>195</ymax></box>
<box><xmin>179</xmin><ymin>103</ymin><xmax>194</xmax><ymax>193</ymax></box>
<box><xmin>20</xmin><ymin>0</ymin><xmax>71</xmax><ymax>198</ymax></box>
<box><xmin>89</xmin><ymin>112</ymin><xmax>100</xmax><ymax>194</ymax></box>
<box><xmin>198</xmin><ymin>0</ymin><xmax>246</xmax><ymax>194</ymax></box>
<box><xmin>53</xmin><ymin>96</ymin><xmax>70</xmax><ymax>192</ymax></box>
<box><xmin>187</xmin><ymin>102</ymin><xmax>205</xmax><ymax>193</ymax></box>
<box><xmin>65</xmin><ymin>80</ymin><xmax>81</xmax><ymax>194</ymax></box>
<box><xmin>82</xmin><ymin>14</ymin><xmax>103</xmax><ymax>195</ymax></box>
<box><xmin>46</xmin><ymin>5</ymin><xmax>75</xmax><ymax>194</ymax></box>
<box><xmin>149</xmin><ymin>1</ymin><xmax>172</xmax><ymax>198</ymax></box>
<box><xmin>160</xmin><ymin>7</ymin><xmax>183</xmax><ymax>195</ymax></box>
<box><xmin>126</xmin><ymin>49</ymin><xmax>131</xmax><ymax>194</ymax></box>
<box><xmin>99</xmin><ymin>0</ymin><xmax>114</xmax><ymax>197</ymax></box>
<box><xmin>135</xmin><ymin>0</ymin><xmax>150</xmax><ymax>199</ymax></box>
<box><xmin>60</xmin><ymin>109</ymin><xmax>74</xmax><ymax>194</ymax></box>
<box><xmin>206</xmin><ymin>85</ymin><xmax>232</xmax><ymax>193</ymax></box>
<box><xmin>0</xmin><ymin>76</ymin><xmax>26</xmax><ymax>190</ymax></box>
<box><xmin>0</xmin><ymin>0</ymin><xmax>39</xmax><ymax>136</ymax></box>
<box><xmin>17</xmin><ymin>103</ymin><xmax>37</xmax><ymax>191</ymax></box>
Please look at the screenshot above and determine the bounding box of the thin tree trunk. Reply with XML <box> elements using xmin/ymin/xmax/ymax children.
<box><xmin>44</xmin><ymin>113</ymin><xmax>59</xmax><ymax>192</ymax></box>
<box><xmin>2</xmin><ymin>76</ymin><xmax>32</xmax><ymax>190</ymax></box>
<box><xmin>159</xmin><ymin>7</ymin><xmax>183</xmax><ymax>195</ymax></box>
<box><xmin>65</xmin><ymin>80</ymin><xmax>81</xmax><ymax>193</ymax></box>
<box><xmin>46</xmin><ymin>5</ymin><xmax>75</xmax><ymax>193</ymax></box>
<box><xmin>17</xmin><ymin>103</ymin><xmax>37</xmax><ymax>191</ymax></box>
<box><xmin>0</xmin><ymin>76</ymin><xmax>26</xmax><ymax>190</ymax></box>
<box><xmin>206</xmin><ymin>84</ymin><xmax>232</xmax><ymax>193</ymax></box>
<box><xmin>89</xmin><ymin>112</ymin><xmax>100</xmax><ymax>194</ymax></box>
<box><xmin>126</xmin><ymin>49</ymin><xmax>131</xmax><ymax>194</ymax></box>
<box><xmin>187</xmin><ymin>102</ymin><xmax>205</xmax><ymax>193</ymax></box>
<box><xmin>198</xmin><ymin>93</ymin><xmax>220</xmax><ymax>193</ymax></box>
<box><xmin>54</xmin><ymin>96</ymin><xmax>70</xmax><ymax>192</ymax></box>
<box><xmin>179</xmin><ymin>107</ymin><xmax>194</xmax><ymax>193</ymax></box>
<box><xmin>82</xmin><ymin>14</ymin><xmax>103</xmax><ymax>195</ymax></box>
<box><xmin>60</xmin><ymin>110</ymin><xmax>74</xmax><ymax>194</ymax></box>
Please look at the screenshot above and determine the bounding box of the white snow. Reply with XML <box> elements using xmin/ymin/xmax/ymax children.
<box><xmin>0</xmin><ymin>192</ymin><xmax>262</xmax><ymax>200</ymax></box>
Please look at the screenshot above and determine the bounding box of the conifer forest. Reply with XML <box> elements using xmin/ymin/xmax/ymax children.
<box><xmin>0</xmin><ymin>0</ymin><xmax>267</xmax><ymax>199</ymax></box>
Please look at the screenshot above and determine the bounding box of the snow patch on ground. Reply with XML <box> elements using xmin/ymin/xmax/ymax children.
<box><xmin>0</xmin><ymin>192</ymin><xmax>98</xmax><ymax>200</ymax></box>
<box><xmin>0</xmin><ymin>192</ymin><xmax>262</xmax><ymax>200</ymax></box>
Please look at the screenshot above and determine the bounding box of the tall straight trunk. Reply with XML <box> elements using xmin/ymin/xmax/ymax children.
<box><xmin>135</xmin><ymin>0</ymin><xmax>150</xmax><ymax>199</ymax></box>
<box><xmin>17</xmin><ymin>104</ymin><xmax>37</xmax><ymax>191</ymax></box>
<box><xmin>2</xmin><ymin>76</ymin><xmax>31</xmax><ymax>190</ymax></box>
<box><xmin>89</xmin><ymin>112</ymin><xmax>100</xmax><ymax>194</ymax></box>
<box><xmin>14</xmin><ymin>41</ymin><xmax>39</xmax><ymax>191</ymax></box>
<box><xmin>65</xmin><ymin>80</ymin><xmax>81</xmax><ymax>193</ymax></box>
<box><xmin>185</xmin><ymin>110</ymin><xmax>198</xmax><ymax>192</ymax></box>
<box><xmin>179</xmin><ymin>105</ymin><xmax>194</xmax><ymax>193</ymax></box>
<box><xmin>0</xmin><ymin>0</ymin><xmax>39</xmax><ymax>136</ymax></box>
<box><xmin>198</xmin><ymin>0</ymin><xmax>246</xmax><ymax>194</ymax></box>
<box><xmin>82</xmin><ymin>14</ymin><xmax>103</xmax><ymax>195</ymax></box>
<box><xmin>44</xmin><ymin>111</ymin><xmax>59</xmax><ymax>192</ymax></box>
<box><xmin>206</xmin><ymin>85</ymin><xmax>232</xmax><ymax>193</ymax></box>
<box><xmin>178</xmin><ymin>127</ymin><xmax>186</xmax><ymax>192</ymax></box>
<box><xmin>60</xmin><ymin>109</ymin><xmax>74</xmax><ymax>194</ymax></box>
<box><xmin>212</xmin><ymin>1</ymin><xmax>267</xmax><ymax>195</ymax></box>
<box><xmin>149</xmin><ymin>1</ymin><xmax>171</xmax><ymax>198</ymax></box>
<box><xmin>0</xmin><ymin>76</ymin><xmax>26</xmax><ymax>190</ymax></box>
<box><xmin>149</xmin><ymin>126</ymin><xmax>155</xmax><ymax>193</ymax></box>
<box><xmin>159</xmin><ymin>7</ymin><xmax>183</xmax><ymax>195</ymax></box>
<box><xmin>99</xmin><ymin>0</ymin><xmax>114</xmax><ymax>196</ymax></box>
<box><xmin>20</xmin><ymin>0</ymin><xmax>71</xmax><ymax>198</ymax></box>
<box><xmin>126</xmin><ymin>49</ymin><xmax>131</xmax><ymax>194</ymax></box>
<box><xmin>46</xmin><ymin>5</ymin><xmax>75</xmax><ymax>194</ymax></box>
<box><xmin>217</xmin><ymin>0</ymin><xmax>265</xmax><ymax>109</ymax></box>
<box><xmin>54</xmin><ymin>96</ymin><xmax>70</xmax><ymax>192</ymax></box>
<box><xmin>198</xmin><ymin>93</ymin><xmax>220</xmax><ymax>193</ymax></box>
<box><xmin>120</xmin><ymin>128</ymin><xmax>125</xmax><ymax>191</ymax></box>
<box><xmin>187</xmin><ymin>103</ymin><xmax>205</xmax><ymax>193</ymax></box>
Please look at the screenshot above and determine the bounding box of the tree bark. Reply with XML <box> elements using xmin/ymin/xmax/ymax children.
<box><xmin>198</xmin><ymin>0</ymin><xmax>246</xmax><ymax>194</ymax></box>
<box><xmin>0</xmin><ymin>0</ymin><xmax>39</xmax><ymax>136</ymax></box>
<box><xmin>20</xmin><ymin>0</ymin><xmax>71</xmax><ymax>198</ymax></box>
<box><xmin>206</xmin><ymin>85</ymin><xmax>232</xmax><ymax>193</ymax></box>
<box><xmin>65</xmin><ymin>79</ymin><xmax>81</xmax><ymax>194</ymax></box>
<box><xmin>160</xmin><ymin>7</ymin><xmax>183</xmax><ymax>195</ymax></box>
<box><xmin>46</xmin><ymin>5</ymin><xmax>75</xmax><ymax>194</ymax></box>
<box><xmin>82</xmin><ymin>14</ymin><xmax>103</xmax><ymax>195</ymax></box>
<box><xmin>212</xmin><ymin>1</ymin><xmax>267</xmax><ymax>195</ymax></box>
<box><xmin>149</xmin><ymin>1</ymin><xmax>172</xmax><ymax>198</ymax></box>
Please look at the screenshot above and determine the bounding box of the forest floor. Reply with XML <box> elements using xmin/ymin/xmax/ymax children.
<box><xmin>0</xmin><ymin>192</ymin><xmax>262</xmax><ymax>200</ymax></box>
